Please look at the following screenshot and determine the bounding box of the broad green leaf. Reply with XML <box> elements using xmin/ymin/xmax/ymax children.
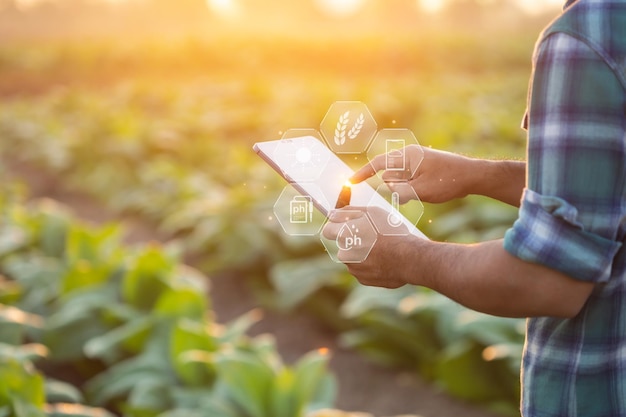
<box><xmin>170</xmin><ymin>319</ymin><xmax>217</xmax><ymax>387</ymax></box>
<box><xmin>122</xmin><ymin>246</ymin><xmax>173</xmax><ymax>311</ymax></box>
<box><xmin>436</xmin><ymin>340</ymin><xmax>507</xmax><ymax>402</ymax></box>
<box><xmin>217</xmin><ymin>308</ymin><xmax>263</xmax><ymax>344</ymax></box>
<box><xmin>157</xmin><ymin>390</ymin><xmax>242</xmax><ymax>417</ymax></box>
<box><xmin>44</xmin><ymin>379</ymin><xmax>84</xmax><ymax>404</ymax></box>
<box><xmin>269</xmin><ymin>256</ymin><xmax>345</xmax><ymax>310</ymax></box>
<box><xmin>0</xmin><ymin>357</ymin><xmax>46</xmax><ymax>409</ymax></box>
<box><xmin>46</xmin><ymin>285</ymin><xmax>116</xmax><ymax>330</ymax></box>
<box><xmin>0</xmin><ymin>306</ymin><xmax>44</xmax><ymax>345</ymax></box>
<box><xmin>339</xmin><ymin>330</ymin><xmax>398</xmax><ymax>367</ymax></box>
<box><xmin>2</xmin><ymin>255</ymin><xmax>64</xmax><ymax>314</ymax></box>
<box><xmin>65</xmin><ymin>224</ymin><xmax>121</xmax><ymax>266</ymax></box>
<box><xmin>86</xmin><ymin>361</ymin><xmax>170</xmax><ymax>406</ymax></box>
<box><xmin>11</xmin><ymin>398</ymin><xmax>45</xmax><ymax>417</ymax></box>
<box><xmin>83</xmin><ymin>316</ymin><xmax>153</xmax><ymax>364</ymax></box>
<box><xmin>304</xmin><ymin>374</ymin><xmax>337</xmax><ymax>415</ymax></box>
<box><xmin>154</xmin><ymin>286</ymin><xmax>206</xmax><ymax>320</ymax></box>
<box><xmin>123</xmin><ymin>380</ymin><xmax>171</xmax><ymax>417</ymax></box>
<box><xmin>453</xmin><ymin>310</ymin><xmax>524</xmax><ymax>346</ymax></box>
<box><xmin>214</xmin><ymin>350</ymin><xmax>274</xmax><ymax>417</ymax></box>
<box><xmin>171</xmin><ymin>265</ymin><xmax>208</xmax><ymax>296</ymax></box>
<box><xmin>0</xmin><ymin>343</ymin><xmax>48</xmax><ymax>363</ymax></box>
<box><xmin>340</xmin><ymin>285</ymin><xmax>415</xmax><ymax>319</ymax></box>
<box><xmin>61</xmin><ymin>261</ymin><xmax>111</xmax><ymax>294</ymax></box>
<box><xmin>292</xmin><ymin>350</ymin><xmax>334</xmax><ymax>414</ymax></box>
<box><xmin>269</xmin><ymin>368</ymin><xmax>296</xmax><ymax>417</ymax></box>
<box><xmin>44</xmin><ymin>317</ymin><xmax>111</xmax><ymax>362</ymax></box>
<box><xmin>36</xmin><ymin>201</ymin><xmax>71</xmax><ymax>258</ymax></box>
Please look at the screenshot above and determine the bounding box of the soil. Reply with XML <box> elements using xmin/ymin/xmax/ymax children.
<box><xmin>5</xmin><ymin>163</ymin><xmax>507</xmax><ymax>417</ymax></box>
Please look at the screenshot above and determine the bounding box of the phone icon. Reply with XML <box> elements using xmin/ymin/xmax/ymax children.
<box><xmin>386</xmin><ymin>139</ymin><xmax>405</xmax><ymax>171</ymax></box>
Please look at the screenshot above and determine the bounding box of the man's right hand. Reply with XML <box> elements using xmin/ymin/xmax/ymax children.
<box><xmin>350</xmin><ymin>145</ymin><xmax>526</xmax><ymax>207</ymax></box>
<box><xmin>351</xmin><ymin>145</ymin><xmax>477</xmax><ymax>204</ymax></box>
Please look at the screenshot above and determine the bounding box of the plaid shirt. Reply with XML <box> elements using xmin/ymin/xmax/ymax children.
<box><xmin>503</xmin><ymin>1</ymin><xmax>626</xmax><ymax>416</ymax></box>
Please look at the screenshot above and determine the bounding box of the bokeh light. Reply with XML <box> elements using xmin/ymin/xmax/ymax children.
<box><xmin>314</xmin><ymin>0</ymin><xmax>365</xmax><ymax>17</ymax></box>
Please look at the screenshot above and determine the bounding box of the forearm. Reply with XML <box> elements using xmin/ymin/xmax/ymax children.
<box><xmin>464</xmin><ymin>159</ymin><xmax>526</xmax><ymax>207</ymax></box>
<box><xmin>402</xmin><ymin>237</ymin><xmax>593</xmax><ymax>318</ymax></box>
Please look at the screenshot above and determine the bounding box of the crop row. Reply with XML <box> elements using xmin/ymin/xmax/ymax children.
<box><xmin>0</xmin><ymin>183</ymin><xmax>345</xmax><ymax>417</ymax></box>
<box><xmin>0</xmin><ymin>34</ymin><xmax>529</xmax><ymax>414</ymax></box>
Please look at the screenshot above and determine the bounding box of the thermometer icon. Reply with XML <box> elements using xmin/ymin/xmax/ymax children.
<box><xmin>387</xmin><ymin>191</ymin><xmax>403</xmax><ymax>227</ymax></box>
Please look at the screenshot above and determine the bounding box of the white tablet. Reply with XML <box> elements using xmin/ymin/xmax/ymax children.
<box><xmin>253</xmin><ymin>136</ymin><xmax>427</xmax><ymax>239</ymax></box>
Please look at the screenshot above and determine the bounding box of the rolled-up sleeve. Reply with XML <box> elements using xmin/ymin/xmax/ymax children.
<box><xmin>504</xmin><ymin>32</ymin><xmax>626</xmax><ymax>283</ymax></box>
<box><xmin>505</xmin><ymin>189</ymin><xmax>622</xmax><ymax>282</ymax></box>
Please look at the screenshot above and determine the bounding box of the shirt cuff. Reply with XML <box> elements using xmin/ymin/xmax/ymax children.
<box><xmin>504</xmin><ymin>189</ymin><xmax>622</xmax><ymax>283</ymax></box>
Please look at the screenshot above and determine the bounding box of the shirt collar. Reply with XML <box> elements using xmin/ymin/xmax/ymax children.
<box><xmin>563</xmin><ymin>0</ymin><xmax>578</xmax><ymax>9</ymax></box>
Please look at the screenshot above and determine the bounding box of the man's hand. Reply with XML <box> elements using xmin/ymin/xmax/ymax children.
<box><xmin>351</xmin><ymin>145</ymin><xmax>526</xmax><ymax>207</ymax></box>
<box><xmin>322</xmin><ymin>206</ymin><xmax>415</xmax><ymax>289</ymax></box>
<box><xmin>324</xmin><ymin>207</ymin><xmax>594</xmax><ymax>317</ymax></box>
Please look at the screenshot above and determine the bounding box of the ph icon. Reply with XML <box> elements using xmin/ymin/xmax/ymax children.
<box><xmin>290</xmin><ymin>195</ymin><xmax>313</xmax><ymax>224</ymax></box>
<box><xmin>337</xmin><ymin>223</ymin><xmax>362</xmax><ymax>251</ymax></box>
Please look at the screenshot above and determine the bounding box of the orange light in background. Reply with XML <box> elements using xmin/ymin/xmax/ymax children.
<box><xmin>317</xmin><ymin>347</ymin><xmax>330</xmax><ymax>356</ymax></box>
<box><xmin>314</xmin><ymin>0</ymin><xmax>364</xmax><ymax>18</ymax></box>
<box><xmin>418</xmin><ymin>0</ymin><xmax>445</xmax><ymax>14</ymax></box>
<box><xmin>206</xmin><ymin>0</ymin><xmax>240</xmax><ymax>19</ymax></box>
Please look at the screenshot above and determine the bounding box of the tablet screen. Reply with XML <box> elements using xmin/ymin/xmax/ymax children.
<box><xmin>253</xmin><ymin>136</ymin><xmax>426</xmax><ymax>239</ymax></box>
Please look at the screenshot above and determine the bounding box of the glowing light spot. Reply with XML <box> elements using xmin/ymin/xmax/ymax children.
<box><xmin>418</xmin><ymin>0</ymin><xmax>445</xmax><ymax>14</ymax></box>
<box><xmin>206</xmin><ymin>0</ymin><xmax>240</xmax><ymax>18</ymax></box>
<box><xmin>318</xmin><ymin>347</ymin><xmax>330</xmax><ymax>356</ymax></box>
<box><xmin>315</xmin><ymin>0</ymin><xmax>364</xmax><ymax>17</ymax></box>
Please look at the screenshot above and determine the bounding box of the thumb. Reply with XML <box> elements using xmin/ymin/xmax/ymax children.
<box><xmin>328</xmin><ymin>207</ymin><xmax>365</xmax><ymax>223</ymax></box>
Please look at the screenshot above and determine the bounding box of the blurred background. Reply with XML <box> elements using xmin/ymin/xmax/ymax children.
<box><xmin>0</xmin><ymin>1</ymin><xmax>563</xmax><ymax>417</ymax></box>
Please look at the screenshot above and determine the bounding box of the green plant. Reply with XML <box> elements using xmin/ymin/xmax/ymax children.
<box><xmin>0</xmin><ymin>188</ymin><xmax>337</xmax><ymax>417</ymax></box>
<box><xmin>339</xmin><ymin>285</ymin><xmax>523</xmax><ymax>415</ymax></box>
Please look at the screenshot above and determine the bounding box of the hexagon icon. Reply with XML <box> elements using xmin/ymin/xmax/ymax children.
<box><xmin>367</xmin><ymin>183</ymin><xmax>424</xmax><ymax>236</ymax></box>
<box><xmin>320</xmin><ymin>209</ymin><xmax>377</xmax><ymax>264</ymax></box>
<box><xmin>274</xmin><ymin>184</ymin><xmax>328</xmax><ymax>236</ymax></box>
<box><xmin>367</xmin><ymin>128</ymin><xmax>424</xmax><ymax>181</ymax></box>
<box><xmin>320</xmin><ymin>101</ymin><xmax>377</xmax><ymax>155</ymax></box>
<box><xmin>272</xmin><ymin>135</ymin><xmax>330</xmax><ymax>182</ymax></box>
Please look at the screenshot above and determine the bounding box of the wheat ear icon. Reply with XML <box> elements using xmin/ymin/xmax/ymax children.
<box><xmin>348</xmin><ymin>113</ymin><xmax>365</xmax><ymax>139</ymax></box>
<box><xmin>334</xmin><ymin>111</ymin><xmax>350</xmax><ymax>146</ymax></box>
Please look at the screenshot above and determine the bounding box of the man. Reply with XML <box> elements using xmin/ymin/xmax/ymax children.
<box><xmin>323</xmin><ymin>0</ymin><xmax>626</xmax><ymax>415</ymax></box>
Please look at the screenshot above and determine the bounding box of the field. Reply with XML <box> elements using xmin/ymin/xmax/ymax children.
<box><xmin>0</xmin><ymin>2</ymin><xmax>561</xmax><ymax>417</ymax></box>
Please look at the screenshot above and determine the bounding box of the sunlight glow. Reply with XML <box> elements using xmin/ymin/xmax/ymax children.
<box><xmin>206</xmin><ymin>0</ymin><xmax>240</xmax><ymax>19</ymax></box>
<box><xmin>418</xmin><ymin>0</ymin><xmax>445</xmax><ymax>14</ymax></box>
<box><xmin>315</xmin><ymin>0</ymin><xmax>365</xmax><ymax>17</ymax></box>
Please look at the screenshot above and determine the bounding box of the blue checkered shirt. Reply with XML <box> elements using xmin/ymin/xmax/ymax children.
<box><xmin>503</xmin><ymin>0</ymin><xmax>626</xmax><ymax>416</ymax></box>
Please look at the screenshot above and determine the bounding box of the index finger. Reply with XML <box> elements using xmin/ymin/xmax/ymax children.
<box><xmin>350</xmin><ymin>154</ymin><xmax>386</xmax><ymax>184</ymax></box>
